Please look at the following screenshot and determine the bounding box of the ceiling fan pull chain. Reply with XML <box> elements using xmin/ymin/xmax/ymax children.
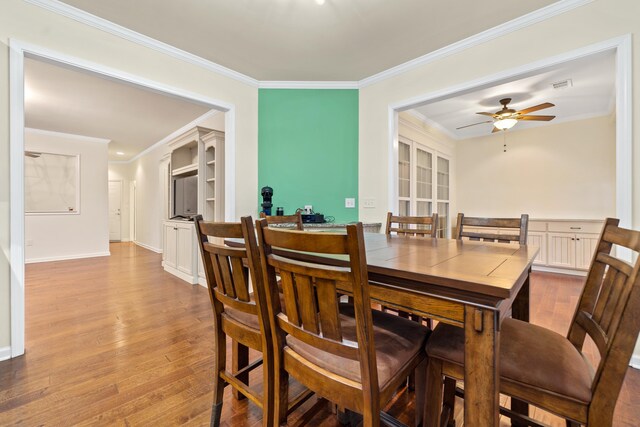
<box><xmin>503</xmin><ymin>131</ymin><xmax>507</xmax><ymax>153</ymax></box>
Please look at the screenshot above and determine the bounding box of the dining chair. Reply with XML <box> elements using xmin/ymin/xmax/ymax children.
<box><xmin>194</xmin><ymin>215</ymin><xmax>311</xmax><ymax>427</ymax></box>
<box><xmin>386</xmin><ymin>212</ymin><xmax>439</xmax><ymax>238</ymax></box>
<box><xmin>255</xmin><ymin>220</ymin><xmax>430</xmax><ymax>427</ymax></box>
<box><xmin>259</xmin><ymin>211</ymin><xmax>304</xmax><ymax>230</ymax></box>
<box><xmin>454</xmin><ymin>213</ymin><xmax>529</xmax><ymax>244</ymax></box>
<box><xmin>423</xmin><ymin>218</ymin><xmax>640</xmax><ymax>427</ymax></box>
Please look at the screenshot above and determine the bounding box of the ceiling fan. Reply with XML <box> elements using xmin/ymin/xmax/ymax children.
<box><xmin>457</xmin><ymin>98</ymin><xmax>556</xmax><ymax>133</ymax></box>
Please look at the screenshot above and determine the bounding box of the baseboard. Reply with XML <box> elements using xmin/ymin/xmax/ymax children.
<box><xmin>25</xmin><ymin>251</ymin><xmax>111</xmax><ymax>264</ymax></box>
<box><xmin>631</xmin><ymin>354</ymin><xmax>640</xmax><ymax>370</ymax></box>
<box><xmin>532</xmin><ymin>265</ymin><xmax>588</xmax><ymax>277</ymax></box>
<box><xmin>163</xmin><ymin>265</ymin><xmax>198</xmax><ymax>284</ymax></box>
<box><xmin>134</xmin><ymin>241</ymin><xmax>162</xmax><ymax>253</ymax></box>
<box><xmin>0</xmin><ymin>346</ymin><xmax>12</xmax><ymax>361</ymax></box>
<box><xmin>198</xmin><ymin>276</ymin><xmax>207</xmax><ymax>288</ymax></box>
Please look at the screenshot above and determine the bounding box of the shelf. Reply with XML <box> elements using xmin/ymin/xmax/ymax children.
<box><xmin>172</xmin><ymin>163</ymin><xmax>198</xmax><ymax>176</ymax></box>
<box><xmin>206</xmin><ymin>160</ymin><xmax>215</xmax><ymax>165</ymax></box>
<box><xmin>206</xmin><ymin>178</ymin><xmax>215</xmax><ymax>183</ymax></box>
<box><xmin>206</xmin><ymin>198</ymin><xmax>215</xmax><ymax>202</ymax></box>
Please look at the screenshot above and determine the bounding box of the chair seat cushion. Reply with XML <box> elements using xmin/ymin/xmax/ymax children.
<box><xmin>224</xmin><ymin>292</ymin><xmax>286</xmax><ymax>331</ymax></box>
<box><xmin>286</xmin><ymin>304</ymin><xmax>430</xmax><ymax>389</ymax></box>
<box><xmin>426</xmin><ymin>318</ymin><xmax>594</xmax><ymax>403</ymax></box>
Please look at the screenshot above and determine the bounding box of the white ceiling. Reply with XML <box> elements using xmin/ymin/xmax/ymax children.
<box><xmin>24</xmin><ymin>57</ymin><xmax>214</xmax><ymax>161</ymax></box>
<box><xmin>58</xmin><ymin>0</ymin><xmax>558</xmax><ymax>81</ymax></box>
<box><xmin>410</xmin><ymin>50</ymin><xmax>616</xmax><ymax>140</ymax></box>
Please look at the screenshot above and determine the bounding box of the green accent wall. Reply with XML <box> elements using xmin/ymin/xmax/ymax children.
<box><xmin>258</xmin><ymin>89</ymin><xmax>359</xmax><ymax>223</ymax></box>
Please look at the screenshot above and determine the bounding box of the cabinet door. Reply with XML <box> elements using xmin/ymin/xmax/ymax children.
<box><xmin>164</xmin><ymin>224</ymin><xmax>177</xmax><ymax>269</ymax></box>
<box><xmin>575</xmin><ymin>233</ymin><xmax>600</xmax><ymax>270</ymax></box>
<box><xmin>528</xmin><ymin>231</ymin><xmax>547</xmax><ymax>265</ymax></box>
<box><xmin>547</xmin><ymin>232</ymin><xmax>575</xmax><ymax>268</ymax></box>
<box><xmin>176</xmin><ymin>225</ymin><xmax>194</xmax><ymax>275</ymax></box>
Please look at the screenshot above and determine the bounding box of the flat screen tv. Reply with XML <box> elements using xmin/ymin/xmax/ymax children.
<box><xmin>173</xmin><ymin>174</ymin><xmax>198</xmax><ymax>218</ymax></box>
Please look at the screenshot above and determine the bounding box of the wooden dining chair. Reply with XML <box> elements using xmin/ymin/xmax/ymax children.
<box><xmin>194</xmin><ymin>216</ymin><xmax>311</xmax><ymax>427</ymax></box>
<box><xmin>454</xmin><ymin>213</ymin><xmax>529</xmax><ymax>244</ymax></box>
<box><xmin>386</xmin><ymin>212</ymin><xmax>439</xmax><ymax>238</ymax></box>
<box><xmin>260</xmin><ymin>211</ymin><xmax>304</xmax><ymax>230</ymax></box>
<box><xmin>423</xmin><ymin>218</ymin><xmax>640</xmax><ymax>427</ymax></box>
<box><xmin>255</xmin><ymin>220</ymin><xmax>430</xmax><ymax>427</ymax></box>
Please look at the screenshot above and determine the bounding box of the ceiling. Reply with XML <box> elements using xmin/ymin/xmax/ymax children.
<box><xmin>24</xmin><ymin>57</ymin><xmax>214</xmax><ymax>161</ymax></box>
<box><xmin>411</xmin><ymin>50</ymin><xmax>616</xmax><ymax>140</ymax></box>
<box><xmin>59</xmin><ymin>0</ymin><xmax>558</xmax><ymax>81</ymax></box>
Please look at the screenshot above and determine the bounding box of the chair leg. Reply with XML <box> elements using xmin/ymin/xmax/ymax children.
<box><xmin>273</xmin><ymin>367</ymin><xmax>289</xmax><ymax>426</ymax></box>
<box><xmin>414</xmin><ymin>358</ymin><xmax>427</xmax><ymax>427</ymax></box>
<box><xmin>566</xmin><ymin>421</ymin><xmax>581</xmax><ymax>427</ymax></box>
<box><xmin>210</xmin><ymin>401</ymin><xmax>223</xmax><ymax>427</ymax></box>
<box><xmin>442</xmin><ymin>377</ymin><xmax>456</xmax><ymax>427</ymax></box>
<box><xmin>232</xmin><ymin>340</ymin><xmax>249</xmax><ymax>400</ymax></box>
<box><xmin>210</xmin><ymin>331</ymin><xmax>227</xmax><ymax>427</ymax></box>
<box><xmin>424</xmin><ymin>359</ymin><xmax>444</xmax><ymax>427</ymax></box>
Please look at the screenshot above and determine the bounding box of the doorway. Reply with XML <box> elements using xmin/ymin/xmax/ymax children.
<box><xmin>108</xmin><ymin>180</ymin><xmax>122</xmax><ymax>242</ymax></box>
<box><xmin>9</xmin><ymin>40</ymin><xmax>237</xmax><ymax>358</ymax></box>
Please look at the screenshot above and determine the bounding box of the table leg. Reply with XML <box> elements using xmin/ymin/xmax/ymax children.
<box><xmin>510</xmin><ymin>269</ymin><xmax>531</xmax><ymax>427</ymax></box>
<box><xmin>464</xmin><ymin>306</ymin><xmax>499</xmax><ymax>427</ymax></box>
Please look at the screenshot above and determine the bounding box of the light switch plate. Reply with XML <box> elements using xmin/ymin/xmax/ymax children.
<box><xmin>345</xmin><ymin>198</ymin><xmax>355</xmax><ymax>208</ymax></box>
<box><xmin>363</xmin><ymin>198</ymin><xmax>375</xmax><ymax>208</ymax></box>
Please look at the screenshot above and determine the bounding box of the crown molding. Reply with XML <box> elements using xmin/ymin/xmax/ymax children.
<box><xmin>359</xmin><ymin>0</ymin><xmax>594</xmax><ymax>88</ymax></box>
<box><xmin>126</xmin><ymin>109</ymin><xmax>221</xmax><ymax>164</ymax></box>
<box><xmin>25</xmin><ymin>0</ymin><xmax>259</xmax><ymax>87</ymax></box>
<box><xmin>404</xmin><ymin>110</ymin><xmax>460</xmax><ymax>141</ymax></box>
<box><xmin>259</xmin><ymin>81</ymin><xmax>359</xmax><ymax>89</ymax></box>
<box><xmin>25</xmin><ymin>127</ymin><xmax>111</xmax><ymax>144</ymax></box>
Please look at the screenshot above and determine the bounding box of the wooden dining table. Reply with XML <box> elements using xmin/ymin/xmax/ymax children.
<box><xmin>229</xmin><ymin>231</ymin><xmax>538</xmax><ymax>426</ymax></box>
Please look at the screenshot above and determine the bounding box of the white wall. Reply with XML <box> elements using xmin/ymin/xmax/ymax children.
<box><xmin>1</xmin><ymin>0</ymin><xmax>258</xmax><ymax>350</ymax></box>
<box><xmin>456</xmin><ymin>115</ymin><xmax>616</xmax><ymax>219</ymax></box>
<box><xmin>108</xmin><ymin>162</ymin><xmax>133</xmax><ymax>241</ymax></box>
<box><xmin>25</xmin><ymin>129</ymin><xmax>109</xmax><ymax>263</ymax></box>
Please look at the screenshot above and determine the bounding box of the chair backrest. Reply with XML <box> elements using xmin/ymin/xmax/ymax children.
<box><xmin>455</xmin><ymin>213</ymin><xmax>529</xmax><ymax>244</ymax></box>
<box><xmin>255</xmin><ymin>220</ymin><xmax>380</xmax><ymax>404</ymax></box>
<box><xmin>385</xmin><ymin>212</ymin><xmax>439</xmax><ymax>238</ymax></box>
<box><xmin>194</xmin><ymin>215</ymin><xmax>269</xmax><ymax>336</ymax></box>
<box><xmin>259</xmin><ymin>211</ymin><xmax>304</xmax><ymax>230</ymax></box>
<box><xmin>566</xmin><ymin>218</ymin><xmax>640</xmax><ymax>421</ymax></box>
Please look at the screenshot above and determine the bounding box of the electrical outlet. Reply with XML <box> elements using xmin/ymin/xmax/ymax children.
<box><xmin>345</xmin><ymin>198</ymin><xmax>355</xmax><ymax>208</ymax></box>
<box><xmin>363</xmin><ymin>198</ymin><xmax>375</xmax><ymax>208</ymax></box>
<box><xmin>26</xmin><ymin>240</ymin><xmax>33</xmax><ymax>246</ymax></box>
<box><xmin>304</xmin><ymin>205</ymin><xmax>313</xmax><ymax>214</ymax></box>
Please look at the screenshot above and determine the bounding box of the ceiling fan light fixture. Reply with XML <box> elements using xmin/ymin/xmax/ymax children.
<box><xmin>494</xmin><ymin>118</ymin><xmax>518</xmax><ymax>130</ymax></box>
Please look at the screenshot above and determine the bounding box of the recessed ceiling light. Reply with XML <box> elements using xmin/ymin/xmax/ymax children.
<box><xmin>316</xmin><ymin>0</ymin><xmax>325</xmax><ymax>5</ymax></box>
<box><xmin>116</xmin><ymin>151</ymin><xmax>125</xmax><ymax>156</ymax></box>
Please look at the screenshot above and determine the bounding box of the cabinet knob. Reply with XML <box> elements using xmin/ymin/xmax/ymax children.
<box><xmin>571</xmin><ymin>238</ymin><xmax>575</xmax><ymax>240</ymax></box>
<box><xmin>576</xmin><ymin>238</ymin><xmax>580</xmax><ymax>241</ymax></box>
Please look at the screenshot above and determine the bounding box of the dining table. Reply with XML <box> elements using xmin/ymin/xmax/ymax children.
<box><xmin>230</xmin><ymin>230</ymin><xmax>538</xmax><ymax>426</ymax></box>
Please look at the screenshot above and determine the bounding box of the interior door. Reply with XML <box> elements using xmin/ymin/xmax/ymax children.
<box><xmin>108</xmin><ymin>181</ymin><xmax>122</xmax><ymax>241</ymax></box>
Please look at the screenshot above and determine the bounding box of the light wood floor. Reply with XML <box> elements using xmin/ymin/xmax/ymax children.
<box><xmin>1</xmin><ymin>242</ymin><xmax>638</xmax><ymax>426</ymax></box>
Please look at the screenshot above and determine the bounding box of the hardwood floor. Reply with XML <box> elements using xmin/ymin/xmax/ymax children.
<box><xmin>0</xmin><ymin>242</ymin><xmax>638</xmax><ymax>426</ymax></box>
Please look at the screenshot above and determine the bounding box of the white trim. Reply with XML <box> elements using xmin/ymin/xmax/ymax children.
<box><xmin>359</xmin><ymin>0</ymin><xmax>594</xmax><ymax>88</ymax></box>
<box><xmin>0</xmin><ymin>347</ymin><xmax>11</xmax><ymax>362</ymax></box>
<box><xmin>259</xmin><ymin>81</ymin><xmax>359</xmax><ymax>89</ymax></box>
<box><xmin>163</xmin><ymin>264</ymin><xmax>198</xmax><ymax>284</ymax></box>
<box><xmin>25</xmin><ymin>251</ymin><xmax>111</xmax><ymax>264</ymax></box>
<box><xmin>388</xmin><ymin>35</ymin><xmax>632</xmax><ymax>241</ymax></box>
<box><xmin>134</xmin><ymin>241</ymin><xmax>162</xmax><ymax>254</ymax></box>
<box><xmin>25</xmin><ymin>0</ymin><xmax>258</xmax><ymax>87</ymax></box>
<box><xmin>224</xmin><ymin>109</ymin><xmax>236</xmax><ymax>221</ymax></box>
<box><xmin>9</xmin><ymin>38</ymin><xmax>236</xmax><ymax>358</ymax></box>
<box><xmin>25</xmin><ymin>127</ymin><xmax>111</xmax><ymax>144</ymax></box>
<box><xmin>9</xmin><ymin>41</ymin><xmax>25</xmax><ymax>358</ymax></box>
<box><xmin>405</xmin><ymin>110</ymin><xmax>459</xmax><ymax>141</ymax></box>
<box><xmin>532</xmin><ymin>265</ymin><xmax>588</xmax><ymax>277</ymax></box>
<box><xmin>108</xmin><ymin>179</ymin><xmax>123</xmax><ymax>242</ymax></box>
<box><xmin>631</xmin><ymin>354</ymin><xmax>640</xmax><ymax>370</ymax></box>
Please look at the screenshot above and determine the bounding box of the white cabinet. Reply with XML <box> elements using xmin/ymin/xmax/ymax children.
<box><xmin>532</xmin><ymin>220</ymin><xmax>603</xmax><ymax>274</ymax></box>
<box><xmin>162</xmin><ymin>220</ymin><xmax>199</xmax><ymax>284</ymax></box>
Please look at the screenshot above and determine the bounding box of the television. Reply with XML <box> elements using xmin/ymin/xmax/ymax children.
<box><xmin>173</xmin><ymin>174</ymin><xmax>198</xmax><ymax>218</ymax></box>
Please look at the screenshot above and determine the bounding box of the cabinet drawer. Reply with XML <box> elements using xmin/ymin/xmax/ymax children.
<box><xmin>547</xmin><ymin>221</ymin><xmax>603</xmax><ymax>234</ymax></box>
<box><xmin>528</xmin><ymin>221</ymin><xmax>547</xmax><ymax>232</ymax></box>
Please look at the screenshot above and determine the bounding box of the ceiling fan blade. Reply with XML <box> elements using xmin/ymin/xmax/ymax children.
<box><xmin>518</xmin><ymin>115</ymin><xmax>556</xmax><ymax>121</ymax></box>
<box><xmin>516</xmin><ymin>102</ymin><xmax>555</xmax><ymax>115</ymax></box>
<box><xmin>492</xmin><ymin>126</ymin><xmax>501</xmax><ymax>133</ymax></box>
<box><xmin>456</xmin><ymin>120</ymin><xmax>493</xmax><ymax>130</ymax></box>
<box><xmin>476</xmin><ymin>112</ymin><xmax>496</xmax><ymax>117</ymax></box>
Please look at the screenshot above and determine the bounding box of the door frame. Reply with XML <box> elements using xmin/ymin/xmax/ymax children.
<box><xmin>108</xmin><ymin>180</ymin><xmax>123</xmax><ymax>242</ymax></box>
<box><xmin>387</xmin><ymin>35</ymin><xmax>633</xmax><ymax>256</ymax></box>
<box><xmin>9</xmin><ymin>39</ymin><xmax>238</xmax><ymax>358</ymax></box>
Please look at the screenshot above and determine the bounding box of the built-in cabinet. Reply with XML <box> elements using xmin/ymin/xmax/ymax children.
<box><xmin>161</xmin><ymin>126</ymin><xmax>225</xmax><ymax>285</ymax></box>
